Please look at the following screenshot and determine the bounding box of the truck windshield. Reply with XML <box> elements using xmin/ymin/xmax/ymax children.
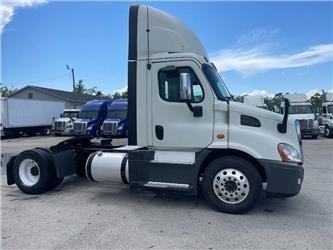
<box><xmin>79</xmin><ymin>111</ymin><xmax>98</xmax><ymax>119</ymax></box>
<box><xmin>202</xmin><ymin>64</ymin><xmax>231</xmax><ymax>100</ymax></box>
<box><xmin>107</xmin><ymin>110</ymin><xmax>127</xmax><ymax>118</ymax></box>
<box><xmin>289</xmin><ymin>105</ymin><xmax>313</xmax><ymax>114</ymax></box>
<box><xmin>328</xmin><ymin>105</ymin><xmax>333</xmax><ymax>114</ymax></box>
<box><xmin>63</xmin><ymin>112</ymin><xmax>79</xmax><ymax>118</ymax></box>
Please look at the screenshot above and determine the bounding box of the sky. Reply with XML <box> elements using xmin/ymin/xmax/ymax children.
<box><xmin>1</xmin><ymin>1</ymin><xmax>333</xmax><ymax>97</ymax></box>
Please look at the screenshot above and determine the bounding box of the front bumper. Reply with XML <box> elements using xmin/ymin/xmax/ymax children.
<box><xmin>259</xmin><ymin>159</ymin><xmax>304</xmax><ymax>198</ymax></box>
<box><xmin>301</xmin><ymin>128</ymin><xmax>319</xmax><ymax>136</ymax></box>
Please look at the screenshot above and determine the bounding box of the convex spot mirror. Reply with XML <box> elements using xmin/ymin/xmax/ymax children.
<box><xmin>180</xmin><ymin>72</ymin><xmax>192</xmax><ymax>101</ymax></box>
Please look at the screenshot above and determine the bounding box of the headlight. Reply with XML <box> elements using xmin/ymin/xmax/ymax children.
<box><xmin>87</xmin><ymin>126</ymin><xmax>93</xmax><ymax>130</ymax></box>
<box><xmin>278</xmin><ymin>143</ymin><xmax>302</xmax><ymax>163</ymax></box>
<box><xmin>66</xmin><ymin>124</ymin><xmax>73</xmax><ymax>129</ymax></box>
<box><xmin>118</xmin><ymin>124</ymin><xmax>124</xmax><ymax>130</ymax></box>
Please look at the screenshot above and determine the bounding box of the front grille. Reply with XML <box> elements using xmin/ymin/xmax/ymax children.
<box><xmin>298</xmin><ymin>119</ymin><xmax>314</xmax><ymax>129</ymax></box>
<box><xmin>74</xmin><ymin>122</ymin><xmax>87</xmax><ymax>134</ymax></box>
<box><xmin>102</xmin><ymin>122</ymin><xmax>118</xmax><ymax>135</ymax></box>
<box><xmin>54</xmin><ymin>121</ymin><xmax>66</xmax><ymax>130</ymax></box>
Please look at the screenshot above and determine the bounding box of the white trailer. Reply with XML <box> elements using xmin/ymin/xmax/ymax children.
<box><xmin>6</xmin><ymin>5</ymin><xmax>304</xmax><ymax>214</ymax></box>
<box><xmin>243</xmin><ymin>95</ymin><xmax>268</xmax><ymax>110</ymax></box>
<box><xmin>0</xmin><ymin>98</ymin><xmax>64</xmax><ymax>137</ymax></box>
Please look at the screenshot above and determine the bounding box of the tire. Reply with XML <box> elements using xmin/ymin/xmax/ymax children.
<box><xmin>42</xmin><ymin>127</ymin><xmax>51</xmax><ymax>136</ymax></box>
<box><xmin>13</xmin><ymin>150</ymin><xmax>53</xmax><ymax>194</ymax></box>
<box><xmin>202</xmin><ymin>156</ymin><xmax>262</xmax><ymax>214</ymax></box>
<box><xmin>35</xmin><ymin>148</ymin><xmax>63</xmax><ymax>190</ymax></box>
<box><xmin>95</xmin><ymin>129</ymin><xmax>100</xmax><ymax>138</ymax></box>
<box><xmin>325</xmin><ymin>126</ymin><xmax>332</xmax><ymax>138</ymax></box>
<box><xmin>311</xmin><ymin>134</ymin><xmax>318</xmax><ymax>139</ymax></box>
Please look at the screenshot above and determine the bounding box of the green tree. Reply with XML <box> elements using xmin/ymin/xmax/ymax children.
<box><xmin>309</xmin><ymin>92</ymin><xmax>324</xmax><ymax>112</ymax></box>
<box><xmin>233</xmin><ymin>94</ymin><xmax>245</xmax><ymax>103</ymax></box>
<box><xmin>0</xmin><ymin>84</ymin><xmax>17</xmax><ymax>97</ymax></box>
<box><xmin>74</xmin><ymin>80</ymin><xmax>86</xmax><ymax>94</ymax></box>
<box><xmin>265</xmin><ymin>93</ymin><xmax>283</xmax><ymax>111</ymax></box>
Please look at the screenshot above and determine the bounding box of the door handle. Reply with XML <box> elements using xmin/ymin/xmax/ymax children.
<box><xmin>155</xmin><ymin>125</ymin><xmax>164</xmax><ymax>140</ymax></box>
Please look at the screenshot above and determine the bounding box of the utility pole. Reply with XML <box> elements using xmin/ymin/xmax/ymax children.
<box><xmin>66</xmin><ymin>64</ymin><xmax>76</xmax><ymax>92</ymax></box>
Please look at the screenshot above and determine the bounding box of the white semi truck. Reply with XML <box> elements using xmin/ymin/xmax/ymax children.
<box><xmin>53</xmin><ymin>109</ymin><xmax>80</xmax><ymax>136</ymax></box>
<box><xmin>1</xmin><ymin>98</ymin><xmax>64</xmax><ymax>138</ymax></box>
<box><xmin>6</xmin><ymin>5</ymin><xmax>304</xmax><ymax>214</ymax></box>
<box><xmin>318</xmin><ymin>92</ymin><xmax>333</xmax><ymax>137</ymax></box>
<box><xmin>282</xmin><ymin>93</ymin><xmax>319</xmax><ymax>139</ymax></box>
<box><xmin>243</xmin><ymin>95</ymin><xmax>268</xmax><ymax>110</ymax></box>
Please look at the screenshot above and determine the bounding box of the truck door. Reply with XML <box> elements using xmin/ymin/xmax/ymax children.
<box><xmin>150</xmin><ymin>60</ymin><xmax>214</xmax><ymax>149</ymax></box>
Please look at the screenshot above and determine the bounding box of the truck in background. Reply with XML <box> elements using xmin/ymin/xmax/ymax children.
<box><xmin>243</xmin><ymin>95</ymin><xmax>268</xmax><ymax>110</ymax></box>
<box><xmin>1</xmin><ymin>98</ymin><xmax>64</xmax><ymax>138</ymax></box>
<box><xmin>318</xmin><ymin>92</ymin><xmax>333</xmax><ymax>137</ymax></box>
<box><xmin>53</xmin><ymin>109</ymin><xmax>81</xmax><ymax>136</ymax></box>
<box><xmin>101</xmin><ymin>99</ymin><xmax>128</xmax><ymax>138</ymax></box>
<box><xmin>6</xmin><ymin>5</ymin><xmax>304</xmax><ymax>214</ymax></box>
<box><xmin>282</xmin><ymin>93</ymin><xmax>319</xmax><ymax>139</ymax></box>
<box><xmin>73</xmin><ymin>100</ymin><xmax>112</xmax><ymax>137</ymax></box>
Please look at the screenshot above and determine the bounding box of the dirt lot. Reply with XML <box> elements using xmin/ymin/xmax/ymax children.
<box><xmin>1</xmin><ymin>136</ymin><xmax>333</xmax><ymax>249</ymax></box>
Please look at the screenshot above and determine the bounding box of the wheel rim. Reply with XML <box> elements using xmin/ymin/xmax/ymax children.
<box><xmin>18</xmin><ymin>159</ymin><xmax>40</xmax><ymax>186</ymax></box>
<box><xmin>325</xmin><ymin>127</ymin><xmax>330</xmax><ymax>137</ymax></box>
<box><xmin>213</xmin><ymin>168</ymin><xmax>250</xmax><ymax>204</ymax></box>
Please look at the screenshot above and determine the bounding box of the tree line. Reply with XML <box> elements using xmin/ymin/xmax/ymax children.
<box><xmin>234</xmin><ymin>91</ymin><xmax>328</xmax><ymax>111</ymax></box>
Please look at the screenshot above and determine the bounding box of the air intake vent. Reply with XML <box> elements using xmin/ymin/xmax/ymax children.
<box><xmin>240</xmin><ymin>115</ymin><xmax>261</xmax><ymax>127</ymax></box>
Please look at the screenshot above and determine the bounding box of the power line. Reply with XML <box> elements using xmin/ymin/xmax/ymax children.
<box><xmin>3</xmin><ymin>73</ymin><xmax>71</xmax><ymax>86</ymax></box>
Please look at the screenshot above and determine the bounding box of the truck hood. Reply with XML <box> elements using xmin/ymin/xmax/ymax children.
<box><xmin>56</xmin><ymin>118</ymin><xmax>72</xmax><ymax>122</ymax></box>
<box><xmin>289</xmin><ymin>114</ymin><xmax>315</xmax><ymax>120</ymax></box>
<box><xmin>75</xmin><ymin>118</ymin><xmax>97</xmax><ymax>126</ymax></box>
<box><xmin>103</xmin><ymin>118</ymin><xmax>126</xmax><ymax>123</ymax></box>
<box><xmin>228</xmin><ymin>101</ymin><xmax>285</xmax><ymax>123</ymax></box>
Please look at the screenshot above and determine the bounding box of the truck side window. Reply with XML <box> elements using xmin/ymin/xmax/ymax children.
<box><xmin>158</xmin><ymin>67</ymin><xmax>204</xmax><ymax>103</ymax></box>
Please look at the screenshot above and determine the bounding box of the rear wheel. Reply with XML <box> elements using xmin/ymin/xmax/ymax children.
<box><xmin>202</xmin><ymin>156</ymin><xmax>262</xmax><ymax>214</ymax></box>
<box><xmin>13</xmin><ymin>149</ymin><xmax>62</xmax><ymax>194</ymax></box>
<box><xmin>312</xmin><ymin>134</ymin><xmax>318</xmax><ymax>139</ymax></box>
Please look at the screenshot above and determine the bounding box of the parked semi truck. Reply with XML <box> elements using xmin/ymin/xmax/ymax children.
<box><xmin>282</xmin><ymin>93</ymin><xmax>319</xmax><ymax>139</ymax></box>
<box><xmin>6</xmin><ymin>5</ymin><xmax>304</xmax><ymax>214</ymax></box>
<box><xmin>53</xmin><ymin>109</ymin><xmax>80</xmax><ymax>136</ymax></box>
<box><xmin>73</xmin><ymin>100</ymin><xmax>111</xmax><ymax>137</ymax></box>
<box><xmin>0</xmin><ymin>98</ymin><xmax>64</xmax><ymax>138</ymax></box>
<box><xmin>101</xmin><ymin>99</ymin><xmax>128</xmax><ymax>138</ymax></box>
<box><xmin>318</xmin><ymin>92</ymin><xmax>333</xmax><ymax>137</ymax></box>
<box><xmin>243</xmin><ymin>95</ymin><xmax>268</xmax><ymax>110</ymax></box>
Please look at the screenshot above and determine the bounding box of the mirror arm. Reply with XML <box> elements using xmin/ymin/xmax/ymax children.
<box><xmin>277</xmin><ymin>98</ymin><xmax>290</xmax><ymax>133</ymax></box>
<box><xmin>186</xmin><ymin>101</ymin><xmax>195</xmax><ymax>113</ymax></box>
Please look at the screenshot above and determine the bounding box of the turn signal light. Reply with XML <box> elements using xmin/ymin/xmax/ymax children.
<box><xmin>216</xmin><ymin>134</ymin><xmax>225</xmax><ymax>139</ymax></box>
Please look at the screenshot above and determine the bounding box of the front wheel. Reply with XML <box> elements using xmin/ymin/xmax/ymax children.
<box><xmin>202</xmin><ymin>156</ymin><xmax>262</xmax><ymax>214</ymax></box>
<box><xmin>325</xmin><ymin>126</ymin><xmax>332</xmax><ymax>137</ymax></box>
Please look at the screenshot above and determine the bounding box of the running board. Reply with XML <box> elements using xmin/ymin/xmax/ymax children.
<box><xmin>144</xmin><ymin>181</ymin><xmax>189</xmax><ymax>189</ymax></box>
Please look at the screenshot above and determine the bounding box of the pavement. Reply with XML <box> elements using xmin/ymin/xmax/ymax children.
<box><xmin>1</xmin><ymin>136</ymin><xmax>332</xmax><ymax>249</ymax></box>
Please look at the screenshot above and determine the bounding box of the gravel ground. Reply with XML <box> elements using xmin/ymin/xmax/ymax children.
<box><xmin>1</xmin><ymin>136</ymin><xmax>332</xmax><ymax>249</ymax></box>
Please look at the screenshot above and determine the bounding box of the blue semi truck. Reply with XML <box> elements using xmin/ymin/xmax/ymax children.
<box><xmin>73</xmin><ymin>100</ymin><xmax>112</xmax><ymax>137</ymax></box>
<box><xmin>101</xmin><ymin>98</ymin><xmax>128</xmax><ymax>138</ymax></box>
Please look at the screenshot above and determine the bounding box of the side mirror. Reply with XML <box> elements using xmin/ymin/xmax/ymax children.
<box><xmin>179</xmin><ymin>73</ymin><xmax>192</xmax><ymax>101</ymax></box>
<box><xmin>60</xmin><ymin>114</ymin><xmax>63</xmax><ymax>118</ymax></box>
<box><xmin>278</xmin><ymin>98</ymin><xmax>290</xmax><ymax>133</ymax></box>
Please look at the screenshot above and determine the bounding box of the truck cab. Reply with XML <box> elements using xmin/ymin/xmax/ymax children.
<box><xmin>101</xmin><ymin>98</ymin><xmax>128</xmax><ymax>138</ymax></box>
<box><xmin>282</xmin><ymin>94</ymin><xmax>319</xmax><ymax>139</ymax></box>
<box><xmin>73</xmin><ymin>100</ymin><xmax>111</xmax><ymax>137</ymax></box>
<box><xmin>318</xmin><ymin>92</ymin><xmax>333</xmax><ymax>137</ymax></box>
<box><xmin>54</xmin><ymin>109</ymin><xmax>80</xmax><ymax>136</ymax></box>
<box><xmin>7</xmin><ymin>5</ymin><xmax>304</xmax><ymax>214</ymax></box>
<box><xmin>243</xmin><ymin>95</ymin><xmax>268</xmax><ymax>110</ymax></box>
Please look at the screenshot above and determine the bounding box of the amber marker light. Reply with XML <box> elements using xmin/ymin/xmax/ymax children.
<box><xmin>216</xmin><ymin>134</ymin><xmax>225</xmax><ymax>139</ymax></box>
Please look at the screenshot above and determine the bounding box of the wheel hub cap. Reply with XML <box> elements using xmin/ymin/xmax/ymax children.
<box><xmin>213</xmin><ymin>168</ymin><xmax>250</xmax><ymax>204</ymax></box>
<box><xmin>18</xmin><ymin>159</ymin><xmax>40</xmax><ymax>186</ymax></box>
